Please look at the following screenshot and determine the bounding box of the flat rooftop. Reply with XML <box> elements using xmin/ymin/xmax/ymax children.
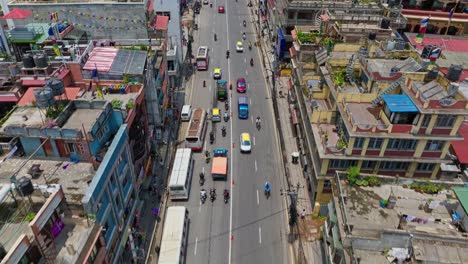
<box><xmin>0</xmin><ymin>107</ymin><xmax>46</xmax><ymax>133</ymax></box>
<box><xmin>345</xmin><ymin>102</ymin><xmax>385</xmax><ymax>127</ymax></box>
<box><xmin>337</xmin><ymin>180</ymin><xmax>460</xmax><ymax>237</ymax></box>
<box><xmin>61</xmin><ymin>108</ymin><xmax>103</xmax><ymax>132</ymax></box>
<box><xmin>77</xmin><ymin>84</ymin><xmax>142</xmax><ymax>111</ymax></box>
<box><xmin>0</xmin><ymin>157</ymin><xmax>95</xmax><ymax>204</ymax></box>
<box><xmin>366</xmin><ymin>58</ymin><xmax>422</xmax><ymax>77</ymax></box>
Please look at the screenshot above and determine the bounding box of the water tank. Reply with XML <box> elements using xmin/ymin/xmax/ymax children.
<box><xmin>33</xmin><ymin>87</ymin><xmax>55</xmax><ymax>107</ymax></box>
<box><xmin>8</xmin><ymin>64</ymin><xmax>19</xmax><ymax>76</ymax></box>
<box><xmin>22</xmin><ymin>54</ymin><xmax>35</xmax><ymax>68</ymax></box>
<box><xmin>395</xmin><ymin>41</ymin><xmax>406</xmax><ymax>50</ymax></box>
<box><xmin>359</xmin><ymin>46</ymin><xmax>368</xmax><ymax>56</ymax></box>
<box><xmin>447</xmin><ymin>64</ymin><xmax>463</xmax><ymax>82</ymax></box>
<box><xmin>426</xmin><ymin>67</ymin><xmax>439</xmax><ymax>81</ymax></box>
<box><xmin>368</xmin><ymin>32</ymin><xmax>377</xmax><ymax>41</ymax></box>
<box><xmin>17</xmin><ymin>177</ymin><xmax>34</xmax><ymax>196</ymax></box>
<box><xmin>390</xmin><ymin>67</ymin><xmax>400</xmax><ymax>76</ymax></box>
<box><xmin>421</xmin><ymin>45</ymin><xmax>433</xmax><ymax>59</ymax></box>
<box><xmin>48</xmin><ymin>79</ymin><xmax>65</xmax><ymax>96</ymax></box>
<box><xmin>381</xmin><ymin>19</ymin><xmax>390</xmax><ymax>29</ymax></box>
<box><xmin>387</xmin><ymin>40</ymin><xmax>396</xmax><ymax>51</ymax></box>
<box><xmin>33</xmin><ymin>54</ymin><xmax>48</xmax><ymax>68</ymax></box>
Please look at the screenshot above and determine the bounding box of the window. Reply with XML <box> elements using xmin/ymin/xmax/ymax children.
<box><xmin>425</xmin><ymin>140</ymin><xmax>444</xmax><ymax>151</ymax></box>
<box><xmin>421</xmin><ymin>115</ymin><xmax>431</xmax><ymax>127</ymax></box>
<box><xmin>168</xmin><ymin>60</ymin><xmax>175</xmax><ymax>71</ymax></box>
<box><xmin>416</xmin><ymin>163</ymin><xmax>435</xmax><ymax>171</ymax></box>
<box><xmin>380</xmin><ymin>161</ymin><xmax>409</xmax><ymax>170</ymax></box>
<box><xmin>353</xmin><ymin>138</ymin><xmax>365</xmax><ymax>149</ymax></box>
<box><xmin>368</xmin><ymin>138</ymin><xmax>383</xmax><ymax>149</ymax></box>
<box><xmin>387</xmin><ymin>139</ymin><xmax>417</xmax><ymax>150</ymax></box>
<box><xmin>66</xmin><ymin>142</ymin><xmax>78</xmax><ymax>153</ymax></box>
<box><xmin>362</xmin><ymin>160</ymin><xmax>376</xmax><ymax>169</ymax></box>
<box><xmin>288</xmin><ymin>11</ymin><xmax>295</xmax><ymax>19</ymax></box>
<box><xmin>329</xmin><ymin>160</ymin><xmax>357</xmax><ymax>169</ymax></box>
<box><xmin>435</xmin><ymin>115</ymin><xmax>455</xmax><ymax>127</ymax></box>
<box><xmin>297</xmin><ymin>11</ymin><xmax>313</xmax><ymax>20</ymax></box>
<box><xmin>323</xmin><ymin>180</ymin><xmax>332</xmax><ymax>193</ymax></box>
<box><xmin>155</xmin><ymin>11</ymin><xmax>171</xmax><ymax>21</ymax></box>
<box><xmin>95</xmin><ymin>126</ymin><xmax>109</xmax><ymax>141</ymax></box>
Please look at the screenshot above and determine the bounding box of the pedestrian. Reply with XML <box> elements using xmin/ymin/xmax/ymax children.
<box><xmin>301</xmin><ymin>209</ymin><xmax>306</xmax><ymax>219</ymax></box>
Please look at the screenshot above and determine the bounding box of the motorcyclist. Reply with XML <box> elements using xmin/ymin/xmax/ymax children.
<box><xmin>210</xmin><ymin>188</ymin><xmax>216</xmax><ymax>197</ymax></box>
<box><xmin>243</xmin><ymin>20</ymin><xmax>246</xmax><ymax>27</ymax></box>
<box><xmin>250</xmin><ymin>57</ymin><xmax>254</xmax><ymax>66</ymax></box>
<box><xmin>200</xmin><ymin>172</ymin><xmax>205</xmax><ymax>180</ymax></box>
<box><xmin>201</xmin><ymin>189</ymin><xmax>207</xmax><ymax>199</ymax></box>
<box><xmin>214</xmin><ymin>33</ymin><xmax>217</xmax><ymax>41</ymax></box>
<box><xmin>226</xmin><ymin>50</ymin><xmax>230</xmax><ymax>58</ymax></box>
<box><xmin>224</xmin><ymin>189</ymin><xmax>230</xmax><ymax>198</ymax></box>
<box><xmin>256</xmin><ymin>116</ymin><xmax>261</xmax><ymax>126</ymax></box>
<box><xmin>242</xmin><ymin>32</ymin><xmax>246</xmax><ymax>40</ymax></box>
<box><xmin>264</xmin><ymin>182</ymin><xmax>271</xmax><ymax>193</ymax></box>
<box><xmin>248</xmin><ymin>41</ymin><xmax>252</xmax><ymax>50</ymax></box>
<box><xmin>224</xmin><ymin>111</ymin><xmax>229</xmax><ymax>120</ymax></box>
<box><xmin>222</xmin><ymin>126</ymin><xmax>226</xmax><ymax>133</ymax></box>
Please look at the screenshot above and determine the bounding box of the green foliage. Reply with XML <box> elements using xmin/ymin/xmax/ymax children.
<box><xmin>112</xmin><ymin>99</ymin><xmax>122</xmax><ymax>109</ymax></box>
<box><xmin>126</xmin><ymin>101</ymin><xmax>135</xmax><ymax>109</ymax></box>
<box><xmin>336</xmin><ymin>138</ymin><xmax>347</xmax><ymax>149</ymax></box>
<box><xmin>409</xmin><ymin>181</ymin><xmax>444</xmax><ymax>194</ymax></box>
<box><xmin>365</xmin><ymin>175</ymin><xmax>380</xmax><ymax>187</ymax></box>
<box><xmin>346</xmin><ymin>166</ymin><xmax>360</xmax><ymax>185</ymax></box>
<box><xmin>333</xmin><ymin>68</ymin><xmax>346</xmax><ymax>86</ymax></box>
<box><xmin>25</xmin><ymin>213</ymin><xmax>36</xmax><ymax>222</ymax></box>
<box><xmin>46</xmin><ymin>105</ymin><xmax>65</xmax><ymax>119</ymax></box>
<box><xmin>296</xmin><ymin>30</ymin><xmax>316</xmax><ymax>44</ymax></box>
<box><xmin>356</xmin><ymin>179</ymin><xmax>368</xmax><ymax>186</ymax></box>
<box><xmin>122</xmin><ymin>74</ymin><xmax>131</xmax><ymax>83</ymax></box>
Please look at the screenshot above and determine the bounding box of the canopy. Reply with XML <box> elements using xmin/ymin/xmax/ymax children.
<box><xmin>1</xmin><ymin>9</ymin><xmax>32</xmax><ymax>19</ymax></box>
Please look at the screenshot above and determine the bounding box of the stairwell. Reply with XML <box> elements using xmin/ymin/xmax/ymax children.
<box><xmin>371</xmin><ymin>77</ymin><xmax>403</xmax><ymax>105</ymax></box>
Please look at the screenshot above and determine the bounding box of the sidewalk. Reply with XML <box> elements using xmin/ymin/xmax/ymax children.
<box><xmin>249</xmin><ymin>2</ymin><xmax>324</xmax><ymax>264</ymax></box>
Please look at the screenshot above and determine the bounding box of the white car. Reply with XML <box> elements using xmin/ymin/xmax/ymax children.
<box><xmin>240</xmin><ymin>133</ymin><xmax>251</xmax><ymax>153</ymax></box>
<box><xmin>236</xmin><ymin>41</ymin><xmax>244</xmax><ymax>52</ymax></box>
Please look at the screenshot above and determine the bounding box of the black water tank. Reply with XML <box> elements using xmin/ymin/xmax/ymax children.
<box><xmin>421</xmin><ymin>45</ymin><xmax>434</xmax><ymax>59</ymax></box>
<box><xmin>426</xmin><ymin>67</ymin><xmax>439</xmax><ymax>81</ymax></box>
<box><xmin>22</xmin><ymin>54</ymin><xmax>35</xmax><ymax>68</ymax></box>
<box><xmin>447</xmin><ymin>64</ymin><xmax>463</xmax><ymax>82</ymax></box>
<box><xmin>0</xmin><ymin>244</ymin><xmax>6</xmax><ymax>259</ymax></box>
<box><xmin>368</xmin><ymin>32</ymin><xmax>377</xmax><ymax>40</ymax></box>
<box><xmin>17</xmin><ymin>176</ymin><xmax>34</xmax><ymax>196</ymax></box>
<box><xmin>381</xmin><ymin>19</ymin><xmax>390</xmax><ymax>29</ymax></box>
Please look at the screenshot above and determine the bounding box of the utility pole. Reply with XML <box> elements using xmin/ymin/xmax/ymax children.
<box><xmin>281</xmin><ymin>183</ymin><xmax>306</xmax><ymax>263</ymax></box>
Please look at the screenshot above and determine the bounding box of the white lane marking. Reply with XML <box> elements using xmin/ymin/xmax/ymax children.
<box><xmin>194</xmin><ymin>237</ymin><xmax>198</xmax><ymax>255</ymax></box>
<box><xmin>256</xmin><ymin>189</ymin><xmax>259</xmax><ymax>205</ymax></box>
<box><xmin>253</xmin><ymin>136</ymin><xmax>256</xmax><ymax>146</ymax></box>
<box><xmin>199</xmin><ymin>201</ymin><xmax>201</xmax><ymax>212</ymax></box>
<box><xmin>245</xmin><ymin>70</ymin><xmax>248</xmax><ymax>76</ymax></box>
<box><xmin>244</xmin><ymin>58</ymin><xmax>247</xmax><ymax>63</ymax></box>
<box><xmin>255</xmin><ymin>160</ymin><xmax>257</xmax><ymax>171</ymax></box>
<box><xmin>259</xmin><ymin>227</ymin><xmax>262</xmax><ymax>244</ymax></box>
<box><xmin>202</xmin><ymin>167</ymin><xmax>205</xmax><ymax>174</ymax></box>
<box><xmin>251</xmin><ymin>115</ymin><xmax>254</xmax><ymax>123</ymax></box>
<box><xmin>250</xmin><ymin>98</ymin><xmax>252</xmax><ymax>105</ymax></box>
<box><xmin>227</xmin><ymin>4</ymin><xmax>234</xmax><ymax>264</ymax></box>
<box><xmin>209</xmin><ymin>84</ymin><xmax>212</xmax><ymax>92</ymax></box>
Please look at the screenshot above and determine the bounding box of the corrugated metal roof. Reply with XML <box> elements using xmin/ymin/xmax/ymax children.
<box><xmin>381</xmin><ymin>94</ymin><xmax>418</xmax><ymax>113</ymax></box>
<box><xmin>109</xmin><ymin>49</ymin><xmax>147</xmax><ymax>75</ymax></box>
<box><xmin>452</xmin><ymin>122</ymin><xmax>468</xmax><ymax>164</ymax></box>
<box><xmin>453</xmin><ymin>187</ymin><xmax>468</xmax><ymax>214</ymax></box>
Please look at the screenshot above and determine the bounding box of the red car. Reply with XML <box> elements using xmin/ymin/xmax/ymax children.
<box><xmin>237</xmin><ymin>78</ymin><xmax>247</xmax><ymax>93</ymax></box>
<box><xmin>218</xmin><ymin>5</ymin><xmax>225</xmax><ymax>13</ymax></box>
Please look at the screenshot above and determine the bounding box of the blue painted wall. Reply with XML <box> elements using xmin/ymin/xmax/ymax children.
<box><xmin>20</xmin><ymin>138</ymin><xmax>44</xmax><ymax>156</ymax></box>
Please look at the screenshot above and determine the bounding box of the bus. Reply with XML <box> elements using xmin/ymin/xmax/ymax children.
<box><xmin>196</xmin><ymin>46</ymin><xmax>209</xmax><ymax>70</ymax></box>
<box><xmin>168</xmin><ymin>148</ymin><xmax>194</xmax><ymax>200</ymax></box>
<box><xmin>159</xmin><ymin>206</ymin><xmax>189</xmax><ymax>264</ymax></box>
<box><xmin>185</xmin><ymin>108</ymin><xmax>207</xmax><ymax>151</ymax></box>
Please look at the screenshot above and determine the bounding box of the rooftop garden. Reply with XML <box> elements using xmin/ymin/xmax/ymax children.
<box><xmin>296</xmin><ymin>30</ymin><xmax>322</xmax><ymax>45</ymax></box>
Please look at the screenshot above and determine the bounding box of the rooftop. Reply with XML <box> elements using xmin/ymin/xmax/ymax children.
<box><xmin>345</xmin><ymin>102</ymin><xmax>385</xmax><ymax>128</ymax></box>
<box><xmin>82</xmin><ymin>47</ymin><xmax>147</xmax><ymax>75</ymax></box>
<box><xmin>18</xmin><ymin>87</ymin><xmax>81</xmax><ymax>106</ymax></box>
<box><xmin>336</xmin><ymin>179</ymin><xmax>460</xmax><ymax>237</ymax></box>
<box><xmin>451</xmin><ymin>122</ymin><xmax>468</xmax><ymax>164</ymax></box>
<box><xmin>61</xmin><ymin>108</ymin><xmax>102</xmax><ymax>132</ymax></box>
<box><xmin>366</xmin><ymin>57</ymin><xmax>422</xmax><ymax>77</ymax></box>
<box><xmin>0</xmin><ymin>157</ymin><xmax>95</xmax><ymax>204</ymax></box>
<box><xmin>0</xmin><ymin>107</ymin><xmax>47</xmax><ymax>133</ymax></box>
<box><xmin>381</xmin><ymin>94</ymin><xmax>418</xmax><ymax>113</ymax></box>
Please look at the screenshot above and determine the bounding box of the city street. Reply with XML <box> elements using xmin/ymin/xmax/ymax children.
<box><xmin>169</xmin><ymin>0</ymin><xmax>291</xmax><ymax>263</ymax></box>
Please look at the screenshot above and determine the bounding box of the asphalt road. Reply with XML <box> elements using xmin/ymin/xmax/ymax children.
<box><xmin>170</xmin><ymin>1</ymin><xmax>290</xmax><ymax>263</ymax></box>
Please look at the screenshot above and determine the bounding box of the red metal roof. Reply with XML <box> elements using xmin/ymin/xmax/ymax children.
<box><xmin>22</xmin><ymin>79</ymin><xmax>46</xmax><ymax>87</ymax></box>
<box><xmin>408</xmin><ymin>35</ymin><xmax>468</xmax><ymax>53</ymax></box>
<box><xmin>452</xmin><ymin>122</ymin><xmax>468</xmax><ymax>164</ymax></box>
<box><xmin>147</xmin><ymin>0</ymin><xmax>154</xmax><ymax>12</ymax></box>
<box><xmin>18</xmin><ymin>87</ymin><xmax>81</xmax><ymax>106</ymax></box>
<box><xmin>83</xmin><ymin>47</ymin><xmax>118</xmax><ymax>72</ymax></box>
<box><xmin>154</xmin><ymin>15</ymin><xmax>169</xmax><ymax>31</ymax></box>
<box><xmin>0</xmin><ymin>94</ymin><xmax>19</xmax><ymax>102</ymax></box>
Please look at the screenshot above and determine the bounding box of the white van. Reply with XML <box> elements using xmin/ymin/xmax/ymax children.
<box><xmin>181</xmin><ymin>105</ymin><xmax>192</xmax><ymax>121</ymax></box>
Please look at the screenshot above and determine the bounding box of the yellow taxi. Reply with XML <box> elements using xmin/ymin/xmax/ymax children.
<box><xmin>240</xmin><ymin>133</ymin><xmax>251</xmax><ymax>153</ymax></box>
<box><xmin>236</xmin><ymin>41</ymin><xmax>244</xmax><ymax>52</ymax></box>
<box><xmin>213</xmin><ymin>68</ymin><xmax>222</xmax><ymax>79</ymax></box>
<box><xmin>212</xmin><ymin>108</ymin><xmax>221</xmax><ymax>122</ymax></box>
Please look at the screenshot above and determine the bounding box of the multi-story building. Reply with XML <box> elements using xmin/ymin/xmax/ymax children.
<box><xmin>322</xmin><ymin>172</ymin><xmax>468</xmax><ymax>264</ymax></box>
<box><xmin>401</xmin><ymin>0</ymin><xmax>468</xmax><ymax>36</ymax></box>
<box><xmin>291</xmin><ymin>35</ymin><xmax>468</xmax><ymax>204</ymax></box>
<box><xmin>259</xmin><ymin>0</ymin><xmax>406</xmax><ymax>61</ymax></box>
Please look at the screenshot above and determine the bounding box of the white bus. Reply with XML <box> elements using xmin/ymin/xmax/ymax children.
<box><xmin>168</xmin><ymin>148</ymin><xmax>194</xmax><ymax>200</ymax></box>
<box><xmin>159</xmin><ymin>206</ymin><xmax>189</xmax><ymax>264</ymax></box>
<box><xmin>185</xmin><ymin>108</ymin><xmax>207</xmax><ymax>151</ymax></box>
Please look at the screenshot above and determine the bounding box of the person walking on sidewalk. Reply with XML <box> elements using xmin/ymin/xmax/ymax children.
<box><xmin>301</xmin><ymin>209</ymin><xmax>306</xmax><ymax>219</ymax></box>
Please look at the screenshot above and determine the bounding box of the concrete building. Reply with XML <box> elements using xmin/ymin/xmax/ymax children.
<box><xmin>401</xmin><ymin>0</ymin><xmax>468</xmax><ymax>36</ymax></box>
<box><xmin>0</xmin><ymin>169</ymin><xmax>107</xmax><ymax>263</ymax></box>
<box><xmin>7</xmin><ymin>0</ymin><xmax>147</xmax><ymax>40</ymax></box>
<box><xmin>323</xmin><ymin>172</ymin><xmax>468</xmax><ymax>263</ymax></box>
<box><xmin>290</xmin><ymin>36</ymin><xmax>468</xmax><ymax>205</ymax></box>
<box><xmin>259</xmin><ymin>0</ymin><xmax>406</xmax><ymax>61</ymax></box>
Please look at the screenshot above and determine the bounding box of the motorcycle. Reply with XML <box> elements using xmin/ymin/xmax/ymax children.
<box><xmin>250</xmin><ymin>58</ymin><xmax>254</xmax><ymax>67</ymax></box>
<box><xmin>256</xmin><ymin>119</ymin><xmax>261</xmax><ymax>130</ymax></box>
<box><xmin>194</xmin><ymin>23</ymin><xmax>198</xmax><ymax>30</ymax></box>
<box><xmin>226</xmin><ymin>51</ymin><xmax>230</xmax><ymax>59</ymax></box>
<box><xmin>199</xmin><ymin>172</ymin><xmax>205</xmax><ymax>186</ymax></box>
<box><xmin>214</xmin><ymin>33</ymin><xmax>217</xmax><ymax>42</ymax></box>
<box><xmin>210</xmin><ymin>188</ymin><xmax>217</xmax><ymax>202</ymax></box>
<box><xmin>243</xmin><ymin>20</ymin><xmax>246</xmax><ymax>27</ymax></box>
<box><xmin>242</xmin><ymin>33</ymin><xmax>246</xmax><ymax>40</ymax></box>
<box><xmin>209</xmin><ymin>132</ymin><xmax>214</xmax><ymax>144</ymax></box>
<box><xmin>223</xmin><ymin>189</ymin><xmax>230</xmax><ymax>204</ymax></box>
<box><xmin>225</xmin><ymin>101</ymin><xmax>229</xmax><ymax>111</ymax></box>
<box><xmin>264</xmin><ymin>184</ymin><xmax>271</xmax><ymax>199</ymax></box>
<box><xmin>222</xmin><ymin>126</ymin><xmax>227</xmax><ymax>137</ymax></box>
<box><xmin>205</xmin><ymin>151</ymin><xmax>211</xmax><ymax>163</ymax></box>
<box><xmin>248</xmin><ymin>42</ymin><xmax>252</xmax><ymax>50</ymax></box>
<box><xmin>200</xmin><ymin>189</ymin><xmax>207</xmax><ymax>204</ymax></box>
<box><xmin>224</xmin><ymin>112</ymin><xmax>229</xmax><ymax>122</ymax></box>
